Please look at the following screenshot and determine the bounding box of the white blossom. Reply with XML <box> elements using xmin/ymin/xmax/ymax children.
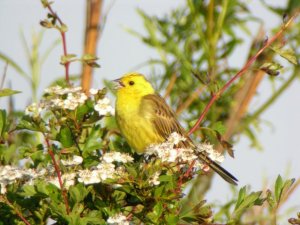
<box><xmin>89</xmin><ymin>88</ymin><xmax>98</xmax><ymax>95</ymax></box>
<box><xmin>48</xmin><ymin>176</ymin><xmax>60</xmax><ymax>188</ymax></box>
<box><xmin>96</xmin><ymin>162</ymin><xmax>116</xmax><ymax>181</ymax></box>
<box><xmin>77</xmin><ymin>169</ymin><xmax>101</xmax><ymax>185</ymax></box>
<box><xmin>167</xmin><ymin>132</ymin><xmax>186</xmax><ymax>145</ymax></box>
<box><xmin>94</xmin><ymin>98</ymin><xmax>115</xmax><ymax>116</ymax></box>
<box><xmin>61</xmin><ymin>155</ymin><xmax>83</xmax><ymax>166</ymax></box>
<box><xmin>25</xmin><ymin>102</ymin><xmax>43</xmax><ymax>117</ymax></box>
<box><xmin>0</xmin><ymin>165</ymin><xmax>40</xmax><ymax>194</ymax></box>
<box><xmin>149</xmin><ymin>171</ymin><xmax>161</xmax><ymax>186</ymax></box>
<box><xmin>145</xmin><ymin>133</ymin><xmax>195</xmax><ymax>164</ymax></box>
<box><xmin>45</xmin><ymin>86</ymin><xmax>88</xmax><ymax>111</ymax></box>
<box><xmin>196</xmin><ymin>143</ymin><xmax>224</xmax><ymax>163</ymax></box>
<box><xmin>45</xmin><ymin>85</ymin><xmax>63</xmax><ymax>94</ymax></box>
<box><xmin>107</xmin><ymin>213</ymin><xmax>129</xmax><ymax>225</ymax></box>
<box><xmin>102</xmin><ymin>152</ymin><xmax>133</xmax><ymax>163</ymax></box>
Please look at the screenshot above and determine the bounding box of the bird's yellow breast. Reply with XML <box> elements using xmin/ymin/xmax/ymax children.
<box><xmin>116</xmin><ymin>91</ymin><xmax>163</xmax><ymax>153</ymax></box>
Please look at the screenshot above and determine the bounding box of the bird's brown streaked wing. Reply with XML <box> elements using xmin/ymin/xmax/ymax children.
<box><xmin>140</xmin><ymin>94</ymin><xmax>189</xmax><ymax>144</ymax></box>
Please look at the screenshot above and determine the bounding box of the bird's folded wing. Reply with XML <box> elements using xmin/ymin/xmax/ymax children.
<box><xmin>140</xmin><ymin>94</ymin><xmax>187</xmax><ymax>143</ymax></box>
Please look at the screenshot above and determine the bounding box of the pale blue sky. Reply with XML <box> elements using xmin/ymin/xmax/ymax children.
<box><xmin>0</xmin><ymin>0</ymin><xmax>299</xmax><ymax>222</ymax></box>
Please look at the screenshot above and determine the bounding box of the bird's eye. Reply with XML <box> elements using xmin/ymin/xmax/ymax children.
<box><xmin>129</xmin><ymin>81</ymin><xmax>135</xmax><ymax>86</ymax></box>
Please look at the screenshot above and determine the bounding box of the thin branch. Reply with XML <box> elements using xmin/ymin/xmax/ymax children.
<box><xmin>163</xmin><ymin>73</ymin><xmax>177</xmax><ymax>98</ymax></box>
<box><xmin>1</xmin><ymin>196</ymin><xmax>32</xmax><ymax>225</ymax></box>
<box><xmin>44</xmin><ymin>137</ymin><xmax>70</xmax><ymax>214</ymax></box>
<box><xmin>46</xmin><ymin>4</ymin><xmax>70</xmax><ymax>84</ymax></box>
<box><xmin>188</xmin><ymin>11</ymin><xmax>299</xmax><ymax>136</ymax></box>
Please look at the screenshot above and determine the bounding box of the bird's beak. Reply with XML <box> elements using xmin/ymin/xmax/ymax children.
<box><xmin>112</xmin><ymin>78</ymin><xmax>125</xmax><ymax>89</ymax></box>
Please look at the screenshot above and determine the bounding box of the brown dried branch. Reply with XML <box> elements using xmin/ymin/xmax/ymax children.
<box><xmin>81</xmin><ymin>0</ymin><xmax>103</xmax><ymax>92</ymax></box>
<box><xmin>163</xmin><ymin>73</ymin><xmax>177</xmax><ymax>98</ymax></box>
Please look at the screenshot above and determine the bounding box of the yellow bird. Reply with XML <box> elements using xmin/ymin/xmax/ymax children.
<box><xmin>114</xmin><ymin>72</ymin><xmax>238</xmax><ymax>185</ymax></box>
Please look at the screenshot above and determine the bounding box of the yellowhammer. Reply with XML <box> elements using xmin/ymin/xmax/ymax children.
<box><xmin>114</xmin><ymin>72</ymin><xmax>237</xmax><ymax>185</ymax></box>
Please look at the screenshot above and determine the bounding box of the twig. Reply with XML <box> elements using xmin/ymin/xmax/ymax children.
<box><xmin>46</xmin><ymin>4</ymin><xmax>70</xmax><ymax>84</ymax></box>
<box><xmin>188</xmin><ymin>12</ymin><xmax>299</xmax><ymax>136</ymax></box>
<box><xmin>44</xmin><ymin>137</ymin><xmax>70</xmax><ymax>214</ymax></box>
<box><xmin>163</xmin><ymin>73</ymin><xmax>177</xmax><ymax>98</ymax></box>
<box><xmin>1</xmin><ymin>196</ymin><xmax>32</xmax><ymax>225</ymax></box>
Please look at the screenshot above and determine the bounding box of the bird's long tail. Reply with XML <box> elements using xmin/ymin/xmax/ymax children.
<box><xmin>197</xmin><ymin>152</ymin><xmax>238</xmax><ymax>185</ymax></box>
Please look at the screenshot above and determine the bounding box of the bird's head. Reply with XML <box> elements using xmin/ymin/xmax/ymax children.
<box><xmin>114</xmin><ymin>72</ymin><xmax>155</xmax><ymax>97</ymax></box>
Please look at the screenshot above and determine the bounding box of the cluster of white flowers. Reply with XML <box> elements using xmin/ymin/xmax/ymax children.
<box><xmin>0</xmin><ymin>165</ymin><xmax>41</xmax><ymax>194</ymax></box>
<box><xmin>45</xmin><ymin>86</ymin><xmax>88</xmax><ymax>110</ymax></box>
<box><xmin>0</xmin><ymin>152</ymin><xmax>132</xmax><ymax>194</ymax></box>
<box><xmin>25</xmin><ymin>102</ymin><xmax>44</xmax><ymax>118</ymax></box>
<box><xmin>145</xmin><ymin>132</ymin><xmax>196</xmax><ymax>164</ymax></box>
<box><xmin>107</xmin><ymin>213</ymin><xmax>129</xmax><ymax>225</ymax></box>
<box><xmin>145</xmin><ymin>132</ymin><xmax>225</xmax><ymax>172</ymax></box>
<box><xmin>25</xmin><ymin>86</ymin><xmax>115</xmax><ymax>117</ymax></box>
<box><xmin>77</xmin><ymin>161</ymin><xmax>128</xmax><ymax>185</ymax></box>
<box><xmin>94</xmin><ymin>98</ymin><xmax>115</xmax><ymax>116</ymax></box>
<box><xmin>61</xmin><ymin>155</ymin><xmax>83</xmax><ymax>166</ymax></box>
<box><xmin>102</xmin><ymin>152</ymin><xmax>133</xmax><ymax>163</ymax></box>
<box><xmin>76</xmin><ymin>152</ymin><xmax>132</xmax><ymax>185</ymax></box>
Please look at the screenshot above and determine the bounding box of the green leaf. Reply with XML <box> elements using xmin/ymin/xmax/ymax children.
<box><xmin>166</xmin><ymin>214</ymin><xmax>179</xmax><ymax>224</ymax></box>
<box><xmin>81</xmin><ymin>210</ymin><xmax>104</xmax><ymax>224</ymax></box>
<box><xmin>281</xmin><ymin>178</ymin><xmax>295</xmax><ymax>198</ymax></box>
<box><xmin>275</xmin><ymin>175</ymin><xmax>295</xmax><ymax>204</ymax></box>
<box><xmin>41</xmin><ymin>0</ymin><xmax>52</xmax><ymax>8</ymax></box>
<box><xmin>154</xmin><ymin>185</ymin><xmax>165</xmax><ymax>198</ymax></box>
<box><xmin>0</xmin><ymin>88</ymin><xmax>21</xmax><ymax>97</ymax></box>
<box><xmin>82</xmin><ymin>54</ymin><xmax>98</xmax><ymax>61</ymax></box>
<box><xmin>159</xmin><ymin>175</ymin><xmax>174</xmax><ymax>182</ymax></box>
<box><xmin>212</xmin><ymin>121</ymin><xmax>226</xmax><ymax>135</ymax></box>
<box><xmin>275</xmin><ymin>175</ymin><xmax>283</xmax><ymax>202</ymax></box>
<box><xmin>57</xmin><ymin>126</ymin><xmax>74</xmax><ymax>148</ymax></box>
<box><xmin>260</xmin><ymin>62</ymin><xmax>283</xmax><ymax>76</ymax></box>
<box><xmin>125</xmin><ymin>164</ymin><xmax>138</xmax><ymax>177</ymax></box>
<box><xmin>82</xmin><ymin>125</ymin><xmax>103</xmax><ymax>156</ymax></box>
<box><xmin>153</xmin><ymin>202</ymin><xmax>163</xmax><ymax>218</ymax></box>
<box><xmin>233</xmin><ymin>188</ymin><xmax>263</xmax><ymax>219</ymax></box>
<box><xmin>76</xmin><ymin>103</ymin><xmax>90</xmax><ymax>122</ymax></box>
<box><xmin>266</xmin><ymin>189</ymin><xmax>276</xmax><ymax>209</ymax></box>
<box><xmin>235</xmin><ymin>186</ymin><xmax>247</xmax><ymax>210</ymax></box>
<box><xmin>0</xmin><ymin>110</ymin><xmax>6</xmax><ymax>137</ymax></box>
<box><xmin>271</xmin><ymin>46</ymin><xmax>298</xmax><ymax>65</ymax></box>
<box><xmin>69</xmin><ymin>183</ymin><xmax>89</xmax><ymax>204</ymax></box>
<box><xmin>20</xmin><ymin>184</ymin><xmax>37</xmax><ymax>197</ymax></box>
<box><xmin>60</xmin><ymin>54</ymin><xmax>77</xmax><ymax>65</ymax></box>
<box><xmin>17</xmin><ymin>116</ymin><xmax>40</xmax><ymax>131</ymax></box>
